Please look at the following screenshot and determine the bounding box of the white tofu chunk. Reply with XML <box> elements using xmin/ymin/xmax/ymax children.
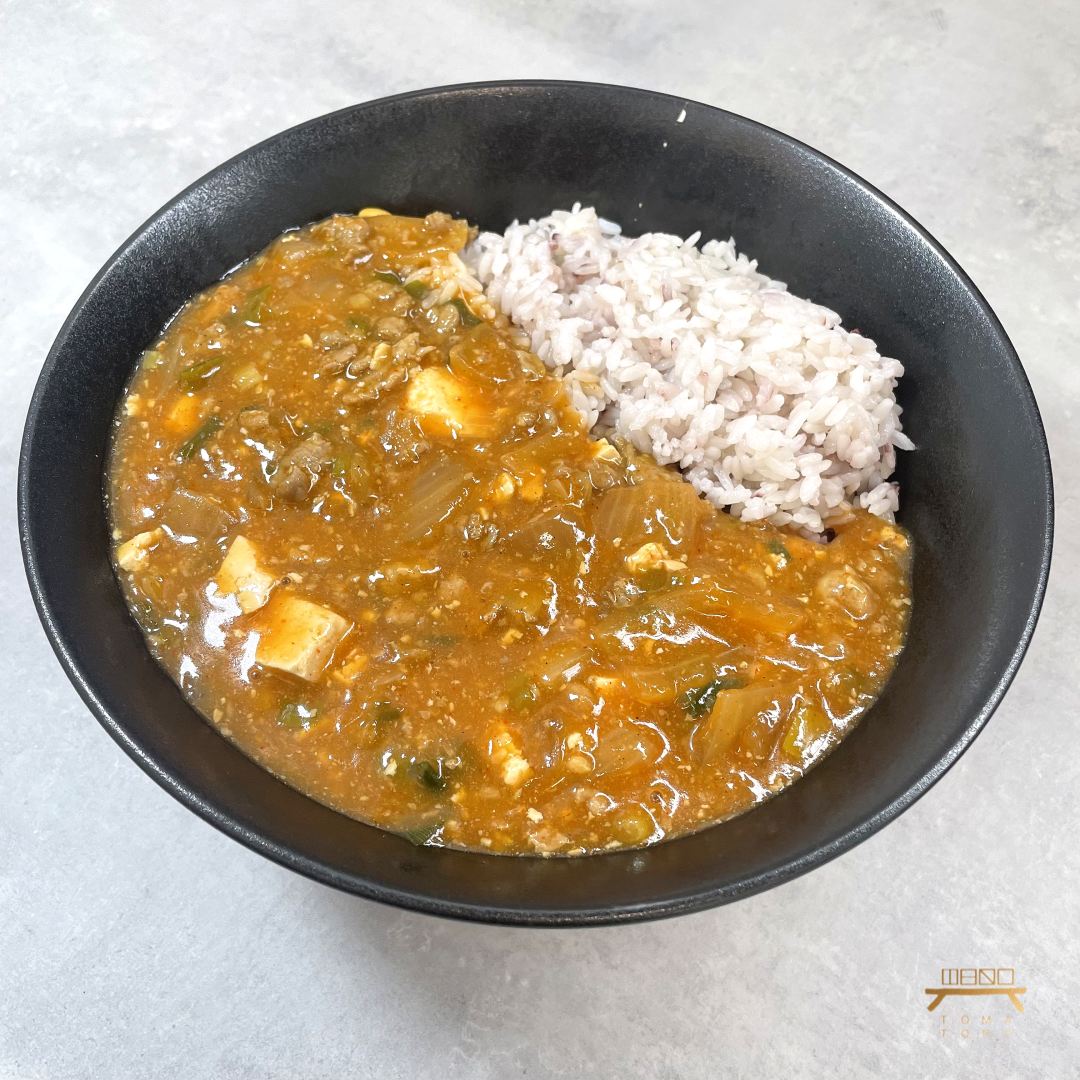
<box><xmin>591</xmin><ymin>437</ymin><xmax>621</xmax><ymax>462</ymax></box>
<box><xmin>255</xmin><ymin>593</ymin><xmax>351</xmax><ymax>682</ymax></box>
<box><xmin>624</xmin><ymin>542</ymin><xmax>687</xmax><ymax>575</ymax></box>
<box><xmin>489</xmin><ymin>726</ymin><xmax>532</xmax><ymax>788</ymax></box>
<box><xmin>502</xmin><ymin>754</ymin><xmax>532</xmax><ymax>788</ymax></box>
<box><xmin>116</xmin><ymin>528</ymin><xmax>163</xmax><ymax>572</ymax></box>
<box><xmin>216</xmin><ymin>535</ymin><xmax>277</xmax><ymax>614</ymax></box>
<box><xmin>404</xmin><ymin>367</ymin><xmax>495</xmax><ymax>438</ymax></box>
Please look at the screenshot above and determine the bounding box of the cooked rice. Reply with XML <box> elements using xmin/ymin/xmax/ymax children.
<box><xmin>463</xmin><ymin>205</ymin><xmax>913</xmax><ymax>537</ymax></box>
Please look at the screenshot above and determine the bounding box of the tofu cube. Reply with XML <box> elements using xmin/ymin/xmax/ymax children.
<box><xmin>165</xmin><ymin>394</ymin><xmax>205</xmax><ymax>435</ymax></box>
<box><xmin>404</xmin><ymin>367</ymin><xmax>495</xmax><ymax>438</ymax></box>
<box><xmin>502</xmin><ymin>754</ymin><xmax>532</xmax><ymax>788</ymax></box>
<box><xmin>591</xmin><ymin>437</ymin><xmax>621</xmax><ymax>462</ymax></box>
<box><xmin>216</xmin><ymin>535</ymin><xmax>278</xmax><ymax>614</ymax></box>
<box><xmin>254</xmin><ymin>593</ymin><xmax>351</xmax><ymax>681</ymax></box>
<box><xmin>116</xmin><ymin>528</ymin><xmax>164</xmax><ymax>572</ymax></box>
<box><xmin>489</xmin><ymin>726</ymin><xmax>532</xmax><ymax>788</ymax></box>
<box><xmin>516</xmin><ymin>470</ymin><xmax>546</xmax><ymax>502</ymax></box>
<box><xmin>624</xmin><ymin>542</ymin><xmax>687</xmax><ymax>575</ymax></box>
<box><xmin>490</xmin><ymin>472</ymin><xmax>515</xmax><ymax>503</ymax></box>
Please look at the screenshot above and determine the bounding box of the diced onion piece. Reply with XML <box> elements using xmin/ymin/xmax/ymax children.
<box><xmin>693</xmin><ymin>683</ymin><xmax>796</xmax><ymax>763</ymax></box>
<box><xmin>160</xmin><ymin>489</ymin><xmax>234</xmax><ymax>540</ymax></box>
<box><xmin>448</xmin><ymin>323</ymin><xmax>525</xmax><ymax>386</ymax></box>
<box><xmin>626</xmin><ymin>652</ymin><xmax>741</xmax><ymax>705</ymax></box>
<box><xmin>499</xmin><ymin>433</ymin><xmax>578</xmax><ymax>479</ymax></box>
<box><xmin>674</xmin><ymin>585</ymin><xmax>805</xmax><ymax>636</ymax></box>
<box><xmin>400</xmin><ymin>459</ymin><xmax>472</xmax><ymax>540</ymax></box>
<box><xmin>781</xmin><ymin>700</ymin><xmax>833</xmax><ymax>760</ymax></box>
<box><xmin>507</xmin><ymin>509</ymin><xmax>582</xmax><ymax>558</ymax></box>
<box><xmin>499</xmin><ymin>581</ymin><xmax>550</xmax><ymax>624</ymax></box>
<box><xmin>814</xmin><ymin>568</ymin><xmax>877</xmax><ymax>620</ymax></box>
<box><xmin>232</xmin><ymin>363</ymin><xmax>264</xmax><ymax>390</ymax></box>
<box><xmin>594</xmin><ymin>480</ymin><xmax>708</xmax><ymax>556</ymax></box>
<box><xmin>593</xmin><ymin>723</ymin><xmax>663</xmax><ymax>776</ymax></box>
<box><xmin>532</xmin><ymin>642</ymin><xmax>594</xmax><ymax>686</ymax></box>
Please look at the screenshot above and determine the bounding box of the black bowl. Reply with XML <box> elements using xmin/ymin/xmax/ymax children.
<box><xmin>19</xmin><ymin>82</ymin><xmax>1052</xmax><ymax>925</ymax></box>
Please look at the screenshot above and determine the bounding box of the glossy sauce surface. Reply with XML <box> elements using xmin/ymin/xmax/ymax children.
<box><xmin>107</xmin><ymin>210</ymin><xmax>912</xmax><ymax>855</ymax></box>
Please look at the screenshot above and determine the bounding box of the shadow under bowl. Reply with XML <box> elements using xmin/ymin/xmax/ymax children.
<box><xmin>19</xmin><ymin>81</ymin><xmax>1052</xmax><ymax>925</ymax></box>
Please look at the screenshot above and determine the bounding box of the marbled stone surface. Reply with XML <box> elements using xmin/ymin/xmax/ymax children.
<box><xmin>2</xmin><ymin>1</ymin><xmax>1078</xmax><ymax>1076</ymax></box>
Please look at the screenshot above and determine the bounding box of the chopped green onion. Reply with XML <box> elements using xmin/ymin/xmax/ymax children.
<box><xmin>404</xmin><ymin>279</ymin><xmax>430</xmax><ymax>300</ymax></box>
<box><xmin>766</xmin><ymin>538</ymin><xmax>791</xmax><ymax>561</ymax></box>
<box><xmin>346</xmin><ymin>315</ymin><xmax>371</xmax><ymax>333</ymax></box>
<box><xmin>239</xmin><ymin>285</ymin><xmax>271</xmax><ymax>324</ymax></box>
<box><xmin>373</xmin><ymin>703</ymin><xmax>402</xmax><ymax>726</ymax></box>
<box><xmin>176</xmin><ymin>416</ymin><xmax>222</xmax><ymax>461</ymax></box>
<box><xmin>177</xmin><ymin>357</ymin><xmax>222</xmax><ymax>391</ymax></box>
<box><xmin>278</xmin><ymin>702</ymin><xmax>320</xmax><ymax>729</ymax></box>
<box><xmin>331</xmin><ymin>454</ymin><xmax>350</xmax><ymax>478</ymax></box>
<box><xmin>140</xmin><ymin>349</ymin><xmax>163</xmax><ymax>370</ymax></box>
<box><xmin>680</xmin><ymin>676</ymin><xmax>747</xmax><ymax>718</ymax></box>
<box><xmin>639</xmin><ymin>568</ymin><xmax>676</xmax><ymax>592</ymax></box>
<box><xmin>506</xmin><ymin>673</ymin><xmax>538</xmax><ymax>712</ymax></box>
<box><xmin>449</xmin><ymin>298</ymin><xmax>482</xmax><ymax>327</ymax></box>
<box><xmin>409</xmin><ymin>760</ymin><xmax>445</xmax><ymax>791</ymax></box>
<box><xmin>782</xmin><ymin>702</ymin><xmax>831</xmax><ymax>758</ymax></box>
<box><xmin>401</xmin><ymin>820</ymin><xmax>444</xmax><ymax>846</ymax></box>
<box><xmin>373</xmin><ymin>270</ymin><xmax>400</xmax><ymax>285</ymax></box>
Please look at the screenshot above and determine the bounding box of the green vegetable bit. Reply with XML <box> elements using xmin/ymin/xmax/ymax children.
<box><xmin>409</xmin><ymin>760</ymin><xmax>446</xmax><ymax>791</ymax></box>
<box><xmin>428</xmin><ymin>635</ymin><xmax>458</xmax><ymax>647</ymax></box>
<box><xmin>373</xmin><ymin>270</ymin><xmax>401</xmax><ymax>285</ymax></box>
<box><xmin>831</xmin><ymin>666</ymin><xmax>872</xmax><ymax>701</ymax></box>
<box><xmin>401</xmin><ymin>820</ymin><xmax>444</xmax><ymax>846</ymax></box>
<box><xmin>766</xmin><ymin>538</ymin><xmax>791</xmax><ymax>562</ymax></box>
<box><xmin>331</xmin><ymin>454</ymin><xmax>350</xmax><ymax>478</ymax></box>
<box><xmin>506</xmin><ymin>673</ymin><xmax>538</xmax><ymax>712</ymax></box>
<box><xmin>278</xmin><ymin>702</ymin><xmax>320</xmax><ymax>729</ymax></box>
<box><xmin>176</xmin><ymin>416</ymin><xmax>222</xmax><ymax>461</ymax></box>
<box><xmin>140</xmin><ymin>348</ymin><xmax>163</xmax><ymax>370</ymax></box>
<box><xmin>373</xmin><ymin>703</ymin><xmax>403</xmax><ymax>726</ymax></box>
<box><xmin>680</xmin><ymin>676</ymin><xmax>747</xmax><ymax>718</ymax></box>
<box><xmin>177</xmin><ymin>357</ymin><xmax>223</xmax><ymax>391</ymax></box>
<box><xmin>346</xmin><ymin>314</ymin><xmax>371</xmax><ymax>334</ymax></box>
<box><xmin>639</xmin><ymin>568</ymin><xmax>676</xmax><ymax>592</ymax></box>
<box><xmin>239</xmin><ymin>285</ymin><xmax>271</xmax><ymax>324</ymax></box>
<box><xmin>404</xmin><ymin>279</ymin><xmax>430</xmax><ymax>300</ymax></box>
<box><xmin>449</xmin><ymin>298</ymin><xmax>482</xmax><ymax>327</ymax></box>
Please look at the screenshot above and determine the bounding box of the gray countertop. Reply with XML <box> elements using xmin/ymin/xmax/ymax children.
<box><xmin>2</xmin><ymin>1</ymin><xmax>1078</xmax><ymax>1076</ymax></box>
